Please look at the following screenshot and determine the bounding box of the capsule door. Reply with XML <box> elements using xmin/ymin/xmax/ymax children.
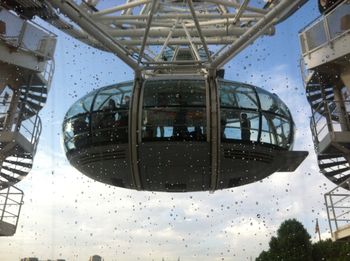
<box><xmin>137</xmin><ymin>78</ymin><xmax>211</xmax><ymax>192</ymax></box>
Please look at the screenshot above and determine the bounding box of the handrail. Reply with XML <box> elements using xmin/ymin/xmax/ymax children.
<box><xmin>0</xmin><ymin>8</ymin><xmax>56</xmax><ymax>60</ymax></box>
<box><xmin>325</xmin><ymin>184</ymin><xmax>350</xmax><ymax>238</ymax></box>
<box><xmin>0</xmin><ymin>94</ymin><xmax>42</xmax><ymax>151</ymax></box>
<box><xmin>299</xmin><ymin>0</ymin><xmax>350</xmax><ymax>57</ymax></box>
<box><xmin>0</xmin><ymin>185</ymin><xmax>24</xmax><ymax>228</ymax></box>
<box><xmin>42</xmin><ymin>58</ymin><xmax>55</xmax><ymax>92</ymax></box>
<box><xmin>309</xmin><ymin>99</ymin><xmax>350</xmax><ymax>150</ymax></box>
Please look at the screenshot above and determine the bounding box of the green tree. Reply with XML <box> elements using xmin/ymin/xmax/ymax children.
<box><xmin>312</xmin><ymin>239</ymin><xmax>350</xmax><ymax>261</ymax></box>
<box><xmin>256</xmin><ymin>219</ymin><xmax>313</xmax><ymax>261</ymax></box>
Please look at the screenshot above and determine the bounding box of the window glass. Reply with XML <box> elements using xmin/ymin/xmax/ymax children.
<box><xmin>142</xmin><ymin>79</ymin><xmax>206</xmax><ymax>141</ymax></box>
<box><xmin>257</xmin><ymin>89</ymin><xmax>290</xmax><ymax>117</ymax></box>
<box><xmin>91</xmin><ymin>83</ymin><xmax>132</xmax><ymax>144</ymax></box>
<box><xmin>219</xmin><ymin>81</ymin><xmax>258</xmax><ymax>109</ymax></box>
<box><xmin>221</xmin><ymin>109</ymin><xmax>259</xmax><ymax>142</ymax></box>
<box><xmin>65</xmin><ymin>92</ymin><xmax>95</xmax><ymax>119</ymax></box>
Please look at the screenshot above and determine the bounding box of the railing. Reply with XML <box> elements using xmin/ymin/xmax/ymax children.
<box><xmin>0</xmin><ymin>95</ymin><xmax>42</xmax><ymax>152</ymax></box>
<box><xmin>0</xmin><ymin>8</ymin><xmax>56</xmax><ymax>59</ymax></box>
<box><xmin>18</xmin><ymin>109</ymin><xmax>42</xmax><ymax>153</ymax></box>
<box><xmin>325</xmin><ymin>179</ymin><xmax>350</xmax><ymax>238</ymax></box>
<box><xmin>299</xmin><ymin>0</ymin><xmax>350</xmax><ymax>56</ymax></box>
<box><xmin>0</xmin><ymin>185</ymin><xmax>23</xmax><ymax>229</ymax></box>
<box><xmin>41</xmin><ymin>58</ymin><xmax>55</xmax><ymax>92</ymax></box>
<box><xmin>310</xmin><ymin>100</ymin><xmax>350</xmax><ymax>149</ymax></box>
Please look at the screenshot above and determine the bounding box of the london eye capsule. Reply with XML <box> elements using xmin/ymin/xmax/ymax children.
<box><xmin>62</xmin><ymin>76</ymin><xmax>308</xmax><ymax>192</ymax></box>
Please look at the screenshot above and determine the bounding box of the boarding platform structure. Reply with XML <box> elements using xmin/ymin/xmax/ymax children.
<box><xmin>0</xmin><ymin>7</ymin><xmax>56</xmax><ymax>236</ymax></box>
<box><xmin>299</xmin><ymin>0</ymin><xmax>350</xmax><ymax>240</ymax></box>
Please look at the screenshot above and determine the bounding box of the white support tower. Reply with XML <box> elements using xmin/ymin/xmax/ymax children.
<box><xmin>300</xmin><ymin>0</ymin><xmax>350</xmax><ymax>188</ymax></box>
<box><xmin>299</xmin><ymin>0</ymin><xmax>350</xmax><ymax>240</ymax></box>
<box><xmin>0</xmin><ymin>7</ymin><xmax>56</xmax><ymax>236</ymax></box>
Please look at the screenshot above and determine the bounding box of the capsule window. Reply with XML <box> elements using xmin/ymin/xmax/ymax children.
<box><xmin>142</xmin><ymin>79</ymin><xmax>207</xmax><ymax>141</ymax></box>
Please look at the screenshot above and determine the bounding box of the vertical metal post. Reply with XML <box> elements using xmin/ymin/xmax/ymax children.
<box><xmin>3</xmin><ymin>89</ymin><xmax>20</xmax><ymax>132</ymax></box>
<box><xmin>129</xmin><ymin>72</ymin><xmax>143</xmax><ymax>190</ymax></box>
<box><xmin>329</xmin><ymin>194</ymin><xmax>338</xmax><ymax>230</ymax></box>
<box><xmin>208</xmin><ymin>70</ymin><xmax>220</xmax><ymax>191</ymax></box>
<box><xmin>0</xmin><ymin>187</ymin><xmax>10</xmax><ymax>221</ymax></box>
<box><xmin>333</xmin><ymin>85</ymin><xmax>350</xmax><ymax>131</ymax></box>
<box><xmin>16</xmin><ymin>74</ymin><xmax>33</xmax><ymax>132</ymax></box>
<box><xmin>323</xmin><ymin>14</ymin><xmax>333</xmax><ymax>48</ymax></box>
<box><xmin>320</xmin><ymin>84</ymin><xmax>334</xmax><ymax>134</ymax></box>
<box><xmin>14</xmin><ymin>187</ymin><xmax>24</xmax><ymax>229</ymax></box>
<box><xmin>17</xmin><ymin>20</ymin><xmax>27</xmax><ymax>49</ymax></box>
<box><xmin>324</xmin><ymin>194</ymin><xmax>334</xmax><ymax>237</ymax></box>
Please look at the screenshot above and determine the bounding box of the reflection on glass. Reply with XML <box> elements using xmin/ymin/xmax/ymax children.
<box><xmin>219</xmin><ymin>80</ymin><xmax>294</xmax><ymax>149</ymax></box>
<box><xmin>63</xmin><ymin>82</ymin><xmax>133</xmax><ymax>152</ymax></box>
<box><xmin>142</xmin><ymin>79</ymin><xmax>206</xmax><ymax>141</ymax></box>
<box><xmin>327</xmin><ymin>2</ymin><xmax>350</xmax><ymax>38</ymax></box>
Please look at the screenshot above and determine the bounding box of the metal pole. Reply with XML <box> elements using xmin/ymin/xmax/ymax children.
<box><xmin>333</xmin><ymin>85</ymin><xmax>350</xmax><ymax>131</ymax></box>
<box><xmin>129</xmin><ymin>73</ymin><xmax>143</xmax><ymax>190</ymax></box>
<box><xmin>329</xmin><ymin>194</ymin><xmax>339</xmax><ymax>231</ymax></box>
<box><xmin>3</xmin><ymin>89</ymin><xmax>20</xmax><ymax>132</ymax></box>
<box><xmin>210</xmin><ymin>0</ymin><xmax>304</xmax><ymax>69</ymax></box>
<box><xmin>208</xmin><ymin>71</ymin><xmax>220</xmax><ymax>191</ymax></box>
<box><xmin>0</xmin><ymin>187</ymin><xmax>10</xmax><ymax>221</ymax></box>
<box><xmin>325</xmin><ymin>194</ymin><xmax>334</xmax><ymax>237</ymax></box>
<box><xmin>47</xmin><ymin>0</ymin><xmax>139</xmax><ymax>71</ymax></box>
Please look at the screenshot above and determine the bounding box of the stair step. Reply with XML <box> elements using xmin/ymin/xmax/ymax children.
<box><xmin>306</xmin><ymin>84</ymin><xmax>322</xmax><ymax>92</ymax></box>
<box><xmin>0</xmin><ymin>172</ymin><xmax>19</xmax><ymax>184</ymax></box>
<box><xmin>307</xmin><ymin>90</ymin><xmax>334</xmax><ymax>103</ymax></box>
<box><xmin>3</xmin><ymin>159</ymin><xmax>32</xmax><ymax>169</ymax></box>
<box><xmin>318</xmin><ymin>154</ymin><xmax>344</xmax><ymax>160</ymax></box>
<box><xmin>22</xmin><ymin>107</ymin><xmax>35</xmax><ymax>117</ymax></box>
<box><xmin>306</xmin><ymin>82</ymin><xmax>333</xmax><ymax>92</ymax></box>
<box><xmin>336</xmin><ymin>175</ymin><xmax>350</xmax><ymax>185</ymax></box>
<box><xmin>23</xmin><ymin>93</ymin><xmax>47</xmax><ymax>103</ymax></box>
<box><xmin>23</xmin><ymin>86</ymin><xmax>48</xmax><ymax>94</ymax></box>
<box><xmin>1</xmin><ymin>165</ymin><xmax>28</xmax><ymax>176</ymax></box>
<box><xmin>325</xmin><ymin>167</ymin><xmax>350</xmax><ymax>177</ymax></box>
<box><xmin>21</xmin><ymin>99</ymin><xmax>43</xmax><ymax>112</ymax></box>
<box><xmin>319</xmin><ymin>160</ymin><xmax>348</xmax><ymax>169</ymax></box>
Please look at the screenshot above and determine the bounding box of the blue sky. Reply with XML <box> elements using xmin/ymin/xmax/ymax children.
<box><xmin>0</xmin><ymin>1</ymin><xmax>341</xmax><ymax>260</ymax></box>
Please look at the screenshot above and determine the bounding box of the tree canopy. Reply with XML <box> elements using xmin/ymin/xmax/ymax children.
<box><xmin>256</xmin><ymin>219</ymin><xmax>350</xmax><ymax>261</ymax></box>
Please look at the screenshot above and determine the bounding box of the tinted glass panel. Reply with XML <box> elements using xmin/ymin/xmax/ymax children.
<box><xmin>142</xmin><ymin>79</ymin><xmax>206</xmax><ymax>141</ymax></box>
<box><xmin>257</xmin><ymin>89</ymin><xmax>289</xmax><ymax>117</ymax></box>
<box><xmin>220</xmin><ymin>81</ymin><xmax>258</xmax><ymax>109</ymax></box>
<box><xmin>65</xmin><ymin>92</ymin><xmax>95</xmax><ymax>119</ymax></box>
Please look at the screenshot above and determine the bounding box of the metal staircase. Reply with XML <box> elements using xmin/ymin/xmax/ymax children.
<box><xmin>300</xmin><ymin>0</ymin><xmax>350</xmax><ymax>190</ymax></box>
<box><xmin>0</xmin><ymin>7</ymin><xmax>56</xmax><ymax>236</ymax></box>
<box><xmin>305</xmin><ymin>69</ymin><xmax>350</xmax><ymax>188</ymax></box>
<box><xmin>0</xmin><ymin>185</ymin><xmax>23</xmax><ymax>236</ymax></box>
<box><xmin>299</xmin><ymin>0</ymin><xmax>350</xmax><ymax>241</ymax></box>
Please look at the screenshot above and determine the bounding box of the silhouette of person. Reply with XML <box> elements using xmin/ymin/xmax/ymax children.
<box><xmin>117</xmin><ymin>95</ymin><xmax>130</xmax><ymax>141</ymax></box>
<box><xmin>103</xmin><ymin>99</ymin><xmax>117</xmax><ymax>128</ymax></box>
<box><xmin>122</xmin><ymin>95</ymin><xmax>130</xmax><ymax>108</ymax></box>
<box><xmin>240</xmin><ymin>113</ymin><xmax>251</xmax><ymax>141</ymax></box>
<box><xmin>118</xmin><ymin>95</ymin><xmax>130</xmax><ymax>125</ymax></box>
<box><xmin>172</xmin><ymin>93</ymin><xmax>189</xmax><ymax>140</ymax></box>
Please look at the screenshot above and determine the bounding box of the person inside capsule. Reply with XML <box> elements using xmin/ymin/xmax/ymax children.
<box><xmin>63</xmin><ymin>79</ymin><xmax>294</xmax><ymax>153</ymax></box>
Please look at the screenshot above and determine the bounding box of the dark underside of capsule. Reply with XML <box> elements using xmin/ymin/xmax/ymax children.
<box><xmin>66</xmin><ymin>141</ymin><xmax>307</xmax><ymax>192</ymax></box>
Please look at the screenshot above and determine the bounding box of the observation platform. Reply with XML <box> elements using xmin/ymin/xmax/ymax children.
<box><xmin>299</xmin><ymin>0</ymin><xmax>350</xmax><ymax>70</ymax></box>
<box><xmin>63</xmin><ymin>76</ymin><xmax>307</xmax><ymax>192</ymax></box>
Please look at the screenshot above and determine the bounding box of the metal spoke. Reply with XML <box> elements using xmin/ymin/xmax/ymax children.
<box><xmin>44</xmin><ymin>0</ymin><xmax>305</xmax><ymax>73</ymax></box>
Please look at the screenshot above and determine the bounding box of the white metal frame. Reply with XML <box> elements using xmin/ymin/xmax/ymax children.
<box><xmin>45</xmin><ymin>0</ymin><xmax>306</xmax><ymax>74</ymax></box>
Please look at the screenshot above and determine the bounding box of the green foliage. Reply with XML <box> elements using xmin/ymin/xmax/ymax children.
<box><xmin>312</xmin><ymin>239</ymin><xmax>350</xmax><ymax>261</ymax></box>
<box><xmin>256</xmin><ymin>219</ymin><xmax>350</xmax><ymax>261</ymax></box>
<box><xmin>256</xmin><ymin>219</ymin><xmax>312</xmax><ymax>261</ymax></box>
